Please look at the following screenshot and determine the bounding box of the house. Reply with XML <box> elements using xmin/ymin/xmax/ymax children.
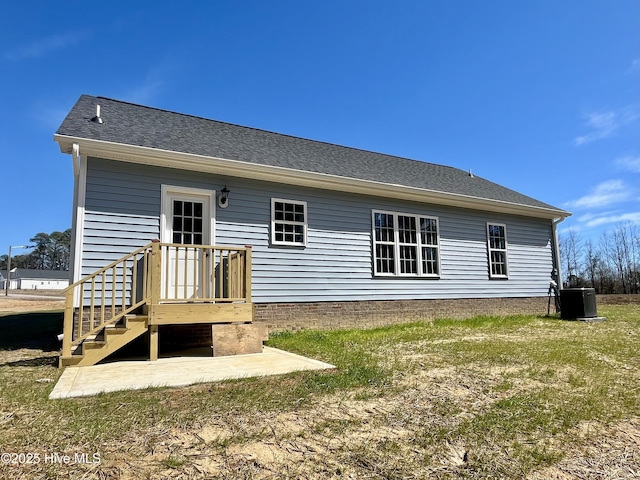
<box><xmin>54</xmin><ymin>94</ymin><xmax>570</xmax><ymax>367</ymax></box>
<box><xmin>1</xmin><ymin>269</ymin><xmax>69</xmax><ymax>290</ymax></box>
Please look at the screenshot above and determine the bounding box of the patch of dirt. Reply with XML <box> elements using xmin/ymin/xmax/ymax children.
<box><xmin>88</xmin><ymin>380</ymin><xmax>640</xmax><ymax>479</ymax></box>
<box><xmin>0</xmin><ymin>296</ymin><xmax>64</xmax><ymax>314</ymax></box>
<box><xmin>0</xmin><ymin>348</ymin><xmax>58</xmax><ymax>366</ymax></box>
<box><xmin>527</xmin><ymin>418</ymin><xmax>640</xmax><ymax>479</ymax></box>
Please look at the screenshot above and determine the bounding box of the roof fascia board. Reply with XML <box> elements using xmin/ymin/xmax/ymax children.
<box><xmin>54</xmin><ymin>134</ymin><xmax>570</xmax><ymax>220</ymax></box>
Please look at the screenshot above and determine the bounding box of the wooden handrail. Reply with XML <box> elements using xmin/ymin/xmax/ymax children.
<box><xmin>61</xmin><ymin>243</ymin><xmax>154</xmax><ymax>357</ymax></box>
<box><xmin>156</xmin><ymin>243</ymin><xmax>251</xmax><ymax>303</ymax></box>
<box><xmin>61</xmin><ymin>242</ymin><xmax>253</xmax><ymax>359</ymax></box>
<box><xmin>62</xmin><ymin>243</ymin><xmax>153</xmax><ymax>294</ymax></box>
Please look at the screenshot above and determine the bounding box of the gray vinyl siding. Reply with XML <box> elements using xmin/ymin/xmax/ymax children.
<box><xmin>82</xmin><ymin>157</ymin><xmax>555</xmax><ymax>303</ymax></box>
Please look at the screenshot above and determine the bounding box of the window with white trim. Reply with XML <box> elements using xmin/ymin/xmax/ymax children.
<box><xmin>487</xmin><ymin>223</ymin><xmax>508</xmax><ymax>278</ymax></box>
<box><xmin>372</xmin><ymin>210</ymin><xmax>440</xmax><ymax>277</ymax></box>
<box><xmin>271</xmin><ymin>198</ymin><xmax>307</xmax><ymax>246</ymax></box>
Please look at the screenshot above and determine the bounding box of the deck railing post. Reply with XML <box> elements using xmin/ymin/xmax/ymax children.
<box><xmin>58</xmin><ymin>242</ymin><xmax>155</xmax><ymax>367</ymax></box>
<box><xmin>62</xmin><ymin>288</ymin><xmax>74</xmax><ymax>358</ymax></box>
<box><xmin>148</xmin><ymin>240</ymin><xmax>161</xmax><ymax>361</ymax></box>
<box><xmin>149</xmin><ymin>239</ymin><xmax>161</xmax><ymax>321</ymax></box>
<box><xmin>244</xmin><ymin>245</ymin><xmax>252</xmax><ymax>303</ymax></box>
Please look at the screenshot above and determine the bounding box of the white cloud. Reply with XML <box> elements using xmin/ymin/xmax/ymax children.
<box><xmin>630</xmin><ymin>58</ymin><xmax>640</xmax><ymax>73</ymax></box>
<box><xmin>4</xmin><ymin>31</ymin><xmax>86</xmax><ymax>60</ymax></box>
<box><xmin>615</xmin><ymin>155</ymin><xmax>640</xmax><ymax>173</ymax></box>
<box><xmin>558</xmin><ymin>224</ymin><xmax>584</xmax><ymax>236</ymax></box>
<box><xmin>30</xmin><ymin>103</ymin><xmax>73</xmax><ymax>131</ymax></box>
<box><xmin>564</xmin><ymin>180</ymin><xmax>631</xmax><ymax>209</ymax></box>
<box><xmin>574</xmin><ymin>106</ymin><xmax>640</xmax><ymax>146</ymax></box>
<box><xmin>578</xmin><ymin>211</ymin><xmax>614</xmax><ymax>223</ymax></box>
<box><xmin>580</xmin><ymin>211</ymin><xmax>640</xmax><ymax>228</ymax></box>
<box><xmin>114</xmin><ymin>57</ymin><xmax>179</xmax><ymax>105</ymax></box>
<box><xmin>122</xmin><ymin>80</ymin><xmax>164</xmax><ymax>105</ymax></box>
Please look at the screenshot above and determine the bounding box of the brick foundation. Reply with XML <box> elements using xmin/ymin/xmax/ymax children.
<box><xmin>73</xmin><ymin>306</ymin><xmax>125</xmax><ymax>337</ymax></box>
<box><xmin>253</xmin><ymin>297</ymin><xmax>551</xmax><ymax>332</ymax></box>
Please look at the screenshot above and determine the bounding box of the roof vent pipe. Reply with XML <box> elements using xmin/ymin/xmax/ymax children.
<box><xmin>91</xmin><ymin>105</ymin><xmax>104</xmax><ymax>124</ymax></box>
<box><xmin>468</xmin><ymin>168</ymin><xmax>474</xmax><ymax>178</ymax></box>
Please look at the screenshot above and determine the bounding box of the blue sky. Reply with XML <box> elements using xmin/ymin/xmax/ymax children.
<box><xmin>1</xmin><ymin>0</ymin><xmax>638</xmax><ymax>258</ymax></box>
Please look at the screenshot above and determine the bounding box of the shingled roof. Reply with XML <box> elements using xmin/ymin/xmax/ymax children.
<box><xmin>56</xmin><ymin>94</ymin><xmax>568</xmax><ymax>217</ymax></box>
<box><xmin>1</xmin><ymin>269</ymin><xmax>69</xmax><ymax>280</ymax></box>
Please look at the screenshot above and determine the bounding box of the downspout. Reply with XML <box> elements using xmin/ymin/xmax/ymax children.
<box><xmin>552</xmin><ymin>217</ymin><xmax>566</xmax><ymax>289</ymax></box>
<box><xmin>69</xmin><ymin>143</ymin><xmax>86</xmax><ymax>287</ymax></box>
<box><xmin>72</xmin><ymin>143</ymin><xmax>80</xmax><ymax>177</ymax></box>
<box><xmin>69</xmin><ymin>144</ymin><xmax>80</xmax><ymax>284</ymax></box>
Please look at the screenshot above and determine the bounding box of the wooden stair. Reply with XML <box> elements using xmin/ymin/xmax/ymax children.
<box><xmin>60</xmin><ymin>314</ymin><xmax>149</xmax><ymax>367</ymax></box>
<box><xmin>60</xmin><ymin>242</ymin><xmax>253</xmax><ymax>368</ymax></box>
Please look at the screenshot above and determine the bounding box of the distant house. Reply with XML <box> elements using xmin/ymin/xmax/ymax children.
<box><xmin>1</xmin><ymin>269</ymin><xmax>69</xmax><ymax>290</ymax></box>
<box><xmin>53</xmin><ymin>94</ymin><xmax>570</xmax><ymax>367</ymax></box>
<box><xmin>0</xmin><ymin>270</ymin><xmax>17</xmax><ymax>290</ymax></box>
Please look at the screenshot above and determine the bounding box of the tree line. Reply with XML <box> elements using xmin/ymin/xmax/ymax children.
<box><xmin>560</xmin><ymin>222</ymin><xmax>639</xmax><ymax>294</ymax></box>
<box><xmin>0</xmin><ymin>229</ymin><xmax>72</xmax><ymax>271</ymax></box>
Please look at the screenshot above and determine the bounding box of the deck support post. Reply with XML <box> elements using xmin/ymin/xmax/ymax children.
<box><xmin>148</xmin><ymin>240</ymin><xmax>162</xmax><ymax>361</ymax></box>
<box><xmin>149</xmin><ymin>324</ymin><xmax>159</xmax><ymax>361</ymax></box>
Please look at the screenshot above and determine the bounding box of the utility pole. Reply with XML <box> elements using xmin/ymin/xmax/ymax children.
<box><xmin>5</xmin><ymin>245</ymin><xmax>28</xmax><ymax>296</ymax></box>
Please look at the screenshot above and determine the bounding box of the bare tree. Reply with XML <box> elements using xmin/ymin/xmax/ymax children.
<box><xmin>560</xmin><ymin>230</ymin><xmax>583</xmax><ymax>287</ymax></box>
<box><xmin>598</xmin><ymin>232</ymin><xmax>617</xmax><ymax>293</ymax></box>
<box><xmin>611</xmin><ymin>224</ymin><xmax>632</xmax><ymax>293</ymax></box>
<box><xmin>628</xmin><ymin>222</ymin><xmax>640</xmax><ymax>294</ymax></box>
<box><xmin>616</xmin><ymin>222</ymin><xmax>639</xmax><ymax>294</ymax></box>
<box><xmin>583</xmin><ymin>239</ymin><xmax>600</xmax><ymax>291</ymax></box>
<box><xmin>633</xmin><ymin>226</ymin><xmax>640</xmax><ymax>294</ymax></box>
<box><xmin>559</xmin><ymin>224</ymin><xmax>640</xmax><ymax>294</ymax></box>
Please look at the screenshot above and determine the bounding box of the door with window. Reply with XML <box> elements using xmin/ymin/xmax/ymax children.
<box><xmin>161</xmin><ymin>187</ymin><xmax>214</xmax><ymax>300</ymax></box>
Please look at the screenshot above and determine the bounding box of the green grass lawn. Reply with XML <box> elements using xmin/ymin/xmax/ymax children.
<box><xmin>0</xmin><ymin>305</ymin><xmax>638</xmax><ymax>478</ymax></box>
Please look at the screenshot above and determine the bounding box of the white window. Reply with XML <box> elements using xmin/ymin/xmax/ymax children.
<box><xmin>372</xmin><ymin>210</ymin><xmax>440</xmax><ymax>277</ymax></box>
<box><xmin>271</xmin><ymin>198</ymin><xmax>307</xmax><ymax>246</ymax></box>
<box><xmin>487</xmin><ymin>223</ymin><xmax>508</xmax><ymax>278</ymax></box>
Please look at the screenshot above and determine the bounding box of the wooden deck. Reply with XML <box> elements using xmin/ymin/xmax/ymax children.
<box><xmin>60</xmin><ymin>241</ymin><xmax>253</xmax><ymax>367</ymax></box>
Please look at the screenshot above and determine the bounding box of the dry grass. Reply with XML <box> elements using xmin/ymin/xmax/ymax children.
<box><xmin>0</xmin><ymin>302</ymin><xmax>638</xmax><ymax>479</ymax></box>
<box><xmin>0</xmin><ymin>291</ymin><xmax>64</xmax><ymax>314</ymax></box>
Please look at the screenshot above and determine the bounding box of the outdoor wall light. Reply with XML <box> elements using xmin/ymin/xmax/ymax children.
<box><xmin>218</xmin><ymin>186</ymin><xmax>230</xmax><ymax>208</ymax></box>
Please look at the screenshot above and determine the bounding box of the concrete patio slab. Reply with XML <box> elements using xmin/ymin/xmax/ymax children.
<box><xmin>49</xmin><ymin>347</ymin><xmax>335</xmax><ymax>399</ymax></box>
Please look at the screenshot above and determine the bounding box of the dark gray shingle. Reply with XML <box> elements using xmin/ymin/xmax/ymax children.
<box><xmin>2</xmin><ymin>269</ymin><xmax>69</xmax><ymax>280</ymax></box>
<box><xmin>56</xmin><ymin>94</ymin><xmax>565</xmax><ymax>213</ymax></box>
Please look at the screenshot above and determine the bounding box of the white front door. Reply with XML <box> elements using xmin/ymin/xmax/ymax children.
<box><xmin>161</xmin><ymin>186</ymin><xmax>215</xmax><ymax>300</ymax></box>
